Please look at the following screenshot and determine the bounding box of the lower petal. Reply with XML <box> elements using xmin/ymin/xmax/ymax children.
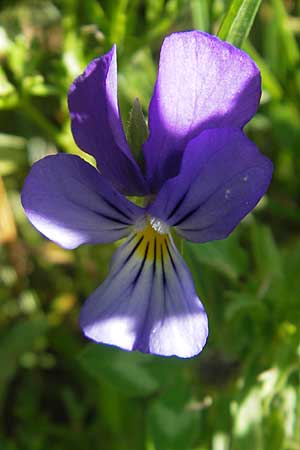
<box><xmin>80</xmin><ymin>222</ymin><xmax>208</xmax><ymax>358</ymax></box>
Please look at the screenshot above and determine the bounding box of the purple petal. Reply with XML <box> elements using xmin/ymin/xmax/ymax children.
<box><xmin>148</xmin><ymin>128</ymin><xmax>273</xmax><ymax>243</ymax></box>
<box><xmin>144</xmin><ymin>31</ymin><xmax>261</xmax><ymax>192</ymax></box>
<box><xmin>80</xmin><ymin>225</ymin><xmax>208</xmax><ymax>358</ymax></box>
<box><xmin>21</xmin><ymin>154</ymin><xmax>144</xmax><ymax>249</ymax></box>
<box><xmin>68</xmin><ymin>45</ymin><xmax>148</xmax><ymax>196</ymax></box>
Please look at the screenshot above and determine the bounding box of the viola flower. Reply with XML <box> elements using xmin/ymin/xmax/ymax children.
<box><xmin>21</xmin><ymin>31</ymin><xmax>273</xmax><ymax>358</ymax></box>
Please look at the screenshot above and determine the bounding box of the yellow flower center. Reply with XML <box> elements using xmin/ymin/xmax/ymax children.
<box><xmin>133</xmin><ymin>217</ymin><xmax>170</xmax><ymax>262</ymax></box>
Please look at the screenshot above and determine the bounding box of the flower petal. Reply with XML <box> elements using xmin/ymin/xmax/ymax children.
<box><xmin>68</xmin><ymin>45</ymin><xmax>148</xmax><ymax>196</ymax></box>
<box><xmin>143</xmin><ymin>31</ymin><xmax>261</xmax><ymax>192</ymax></box>
<box><xmin>148</xmin><ymin>128</ymin><xmax>273</xmax><ymax>243</ymax></box>
<box><xmin>21</xmin><ymin>154</ymin><xmax>144</xmax><ymax>249</ymax></box>
<box><xmin>80</xmin><ymin>224</ymin><xmax>208</xmax><ymax>358</ymax></box>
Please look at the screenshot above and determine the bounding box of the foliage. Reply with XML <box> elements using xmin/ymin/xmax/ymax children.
<box><xmin>0</xmin><ymin>0</ymin><xmax>300</xmax><ymax>449</ymax></box>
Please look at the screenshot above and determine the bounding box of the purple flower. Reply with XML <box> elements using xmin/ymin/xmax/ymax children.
<box><xmin>21</xmin><ymin>31</ymin><xmax>273</xmax><ymax>358</ymax></box>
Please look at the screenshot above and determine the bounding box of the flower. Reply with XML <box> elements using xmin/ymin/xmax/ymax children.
<box><xmin>21</xmin><ymin>31</ymin><xmax>273</xmax><ymax>358</ymax></box>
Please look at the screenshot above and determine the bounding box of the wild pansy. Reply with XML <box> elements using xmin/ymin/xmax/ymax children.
<box><xmin>21</xmin><ymin>31</ymin><xmax>273</xmax><ymax>358</ymax></box>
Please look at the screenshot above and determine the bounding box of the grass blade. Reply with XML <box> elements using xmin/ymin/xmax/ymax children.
<box><xmin>218</xmin><ymin>0</ymin><xmax>262</xmax><ymax>47</ymax></box>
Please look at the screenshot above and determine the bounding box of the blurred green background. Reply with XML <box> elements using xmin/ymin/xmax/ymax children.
<box><xmin>0</xmin><ymin>0</ymin><xmax>300</xmax><ymax>449</ymax></box>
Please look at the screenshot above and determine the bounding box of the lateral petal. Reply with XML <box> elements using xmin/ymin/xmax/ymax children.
<box><xmin>144</xmin><ymin>31</ymin><xmax>261</xmax><ymax>192</ymax></box>
<box><xmin>68</xmin><ymin>45</ymin><xmax>148</xmax><ymax>196</ymax></box>
<box><xmin>148</xmin><ymin>128</ymin><xmax>273</xmax><ymax>243</ymax></box>
<box><xmin>80</xmin><ymin>224</ymin><xmax>208</xmax><ymax>358</ymax></box>
<box><xmin>21</xmin><ymin>154</ymin><xmax>144</xmax><ymax>249</ymax></box>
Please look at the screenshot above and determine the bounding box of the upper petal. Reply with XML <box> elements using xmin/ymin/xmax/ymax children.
<box><xmin>143</xmin><ymin>31</ymin><xmax>261</xmax><ymax>192</ymax></box>
<box><xmin>21</xmin><ymin>154</ymin><xmax>144</xmax><ymax>249</ymax></box>
<box><xmin>148</xmin><ymin>128</ymin><xmax>273</xmax><ymax>243</ymax></box>
<box><xmin>68</xmin><ymin>46</ymin><xmax>148</xmax><ymax>196</ymax></box>
<box><xmin>80</xmin><ymin>224</ymin><xmax>208</xmax><ymax>358</ymax></box>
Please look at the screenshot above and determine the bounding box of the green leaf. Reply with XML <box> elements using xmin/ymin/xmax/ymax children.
<box><xmin>232</xmin><ymin>387</ymin><xmax>263</xmax><ymax>448</ymax></box>
<box><xmin>268</xmin><ymin>102</ymin><xmax>300</xmax><ymax>154</ymax></box>
<box><xmin>78</xmin><ymin>344</ymin><xmax>186</xmax><ymax>398</ymax></box>
<box><xmin>0</xmin><ymin>26</ymin><xmax>12</xmax><ymax>56</ymax></box>
<box><xmin>190</xmin><ymin>0</ymin><xmax>210</xmax><ymax>32</ymax></box>
<box><xmin>0</xmin><ymin>67</ymin><xmax>18</xmax><ymax>109</ymax></box>
<box><xmin>271</xmin><ymin>0</ymin><xmax>299</xmax><ymax>68</ymax></box>
<box><xmin>148</xmin><ymin>384</ymin><xmax>200</xmax><ymax>450</ymax></box>
<box><xmin>225</xmin><ymin>292</ymin><xmax>267</xmax><ymax>322</ymax></box>
<box><xmin>243</xmin><ymin>40</ymin><xmax>283</xmax><ymax>100</ymax></box>
<box><xmin>6</xmin><ymin>34</ymin><xmax>28</xmax><ymax>81</ymax></box>
<box><xmin>185</xmin><ymin>233</ymin><xmax>248</xmax><ymax>282</ymax></box>
<box><xmin>250</xmin><ymin>224</ymin><xmax>282</xmax><ymax>283</ymax></box>
<box><xmin>126</xmin><ymin>98</ymin><xmax>148</xmax><ymax>166</ymax></box>
<box><xmin>0</xmin><ymin>318</ymin><xmax>48</xmax><ymax>406</ymax></box>
<box><xmin>119</xmin><ymin>48</ymin><xmax>156</xmax><ymax>110</ymax></box>
<box><xmin>264</xmin><ymin>0</ymin><xmax>300</xmax><ymax>93</ymax></box>
<box><xmin>146</xmin><ymin>0</ymin><xmax>165</xmax><ymax>24</ymax></box>
<box><xmin>108</xmin><ymin>0</ymin><xmax>129</xmax><ymax>46</ymax></box>
<box><xmin>22</xmin><ymin>75</ymin><xmax>59</xmax><ymax>97</ymax></box>
<box><xmin>218</xmin><ymin>0</ymin><xmax>262</xmax><ymax>47</ymax></box>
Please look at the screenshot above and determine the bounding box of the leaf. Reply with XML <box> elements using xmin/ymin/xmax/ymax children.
<box><xmin>22</xmin><ymin>75</ymin><xmax>59</xmax><ymax>97</ymax></box>
<box><xmin>243</xmin><ymin>40</ymin><xmax>283</xmax><ymax>100</ymax></box>
<box><xmin>108</xmin><ymin>0</ymin><xmax>129</xmax><ymax>46</ymax></box>
<box><xmin>233</xmin><ymin>387</ymin><xmax>263</xmax><ymax>447</ymax></box>
<box><xmin>146</xmin><ymin>0</ymin><xmax>165</xmax><ymax>24</ymax></box>
<box><xmin>268</xmin><ymin>102</ymin><xmax>300</xmax><ymax>154</ymax></box>
<box><xmin>271</xmin><ymin>0</ymin><xmax>299</xmax><ymax>68</ymax></box>
<box><xmin>225</xmin><ymin>292</ymin><xmax>267</xmax><ymax>322</ymax></box>
<box><xmin>250</xmin><ymin>224</ymin><xmax>282</xmax><ymax>283</ymax></box>
<box><xmin>0</xmin><ymin>318</ymin><xmax>48</xmax><ymax>405</ymax></box>
<box><xmin>190</xmin><ymin>0</ymin><xmax>210</xmax><ymax>32</ymax></box>
<box><xmin>264</xmin><ymin>0</ymin><xmax>300</xmax><ymax>92</ymax></box>
<box><xmin>78</xmin><ymin>343</ymin><xmax>187</xmax><ymax>398</ymax></box>
<box><xmin>185</xmin><ymin>233</ymin><xmax>248</xmax><ymax>282</ymax></box>
<box><xmin>148</xmin><ymin>384</ymin><xmax>200</xmax><ymax>450</ymax></box>
<box><xmin>218</xmin><ymin>0</ymin><xmax>262</xmax><ymax>47</ymax></box>
<box><xmin>119</xmin><ymin>48</ymin><xmax>156</xmax><ymax>109</ymax></box>
<box><xmin>126</xmin><ymin>98</ymin><xmax>148</xmax><ymax>166</ymax></box>
<box><xmin>0</xmin><ymin>67</ymin><xmax>18</xmax><ymax>109</ymax></box>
